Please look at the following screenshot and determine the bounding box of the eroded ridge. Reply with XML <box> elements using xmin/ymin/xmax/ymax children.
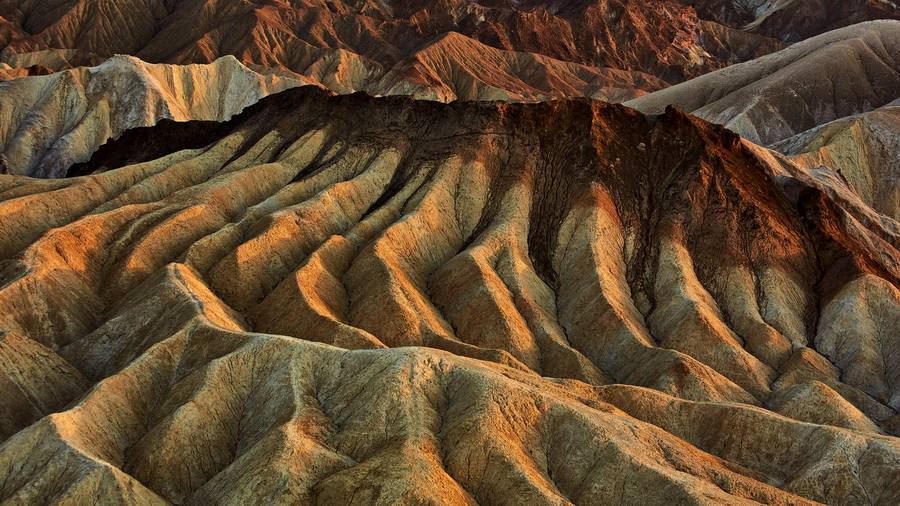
<box><xmin>1</xmin><ymin>86</ymin><xmax>899</xmax><ymax>505</ymax></box>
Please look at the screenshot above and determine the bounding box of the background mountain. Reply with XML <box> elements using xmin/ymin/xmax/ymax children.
<box><xmin>0</xmin><ymin>0</ymin><xmax>788</xmax><ymax>90</ymax></box>
<box><xmin>626</xmin><ymin>21</ymin><xmax>900</xmax><ymax>221</ymax></box>
<box><xmin>2</xmin><ymin>86</ymin><xmax>900</xmax><ymax>504</ymax></box>
<box><xmin>0</xmin><ymin>54</ymin><xmax>306</xmax><ymax>178</ymax></box>
<box><xmin>0</xmin><ymin>0</ymin><xmax>895</xmax><ymax>103</ymax></box>
<box><xmin>626</xmin><ymin>21</ymin><xmax>900</xmax><ymax>146</ymax></box>
<box><xmin>677</xmin><ymin>0</ymin><xmax>900</xmax><ymax>41</ymax></box>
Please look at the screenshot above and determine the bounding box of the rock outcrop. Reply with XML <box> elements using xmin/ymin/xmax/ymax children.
<box><xmin>1</xmin><ymin>86</ymin><xmax>899</xmax><ymax>504</ymax></box>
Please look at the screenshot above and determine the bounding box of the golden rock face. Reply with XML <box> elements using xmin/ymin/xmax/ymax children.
<box><xmin>0</xmin><ymin>86</ymin><xmax>899</xmax><ymax>504</ymax></box>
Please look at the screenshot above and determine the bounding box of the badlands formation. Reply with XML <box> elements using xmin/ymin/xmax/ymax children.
<box><xmin>0</xmin><ymin>0</ymin><xmax>790</xmax><ymax>91</ymax></box>
<box><xmin>1</xmin><ymin>86</ymin><xmax>900</xmax><ymax>504</ymax></box>
<box><xmin>1</xmin><ymin>1</ymin><xmax>900</xmax><ymax>505</ymax></box>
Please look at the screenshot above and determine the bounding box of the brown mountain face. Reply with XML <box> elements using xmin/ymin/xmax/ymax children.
<box><xmin>2</xmin><ymin>86</ymin><xmax>900</xmax><ymax>504</ymax></box>
<box><xmin>678</xmin><ymin>0</ymin><xmax>900</xmax><ymax>41</ymax></box>
<box><xmin>0</xmin><ymin>0</ymin><xmax>787</xmax><ymax>89</ymax></box>
<box><xmin>359</xmin><ymin>31</ymin><xmax>669</xmax><ymax>102</ymax></box>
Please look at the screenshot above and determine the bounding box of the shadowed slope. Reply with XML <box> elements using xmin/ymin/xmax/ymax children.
<box><xmin>1</xmin><ymin>86</ymin><xmax>899</xmax><ymax>504</ymax></box>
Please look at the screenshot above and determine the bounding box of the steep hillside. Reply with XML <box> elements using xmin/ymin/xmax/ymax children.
<box><xmin>626</xmin><ymin>21</ymin><xmax>900</xmax><ymax>146</ymax></box>
<box><xmin>0</xmin><ymin>54</ymin><xmax>305</xmax><ymax>178</ymax></box>
<box><xmin>367</xmin><ymin>32</ymin><xmax>667</xmax><ymax>102</ymax></box>
<box><xmin>1</xmin><ymin>86</ymin><xmax>899</xmax><ymax>504</ymax></box>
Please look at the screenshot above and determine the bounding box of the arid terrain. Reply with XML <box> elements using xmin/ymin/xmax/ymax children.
<box><xmin>0</xmin><ymin>0</ymin><xmax>783</xmax><ymax>83</ymax></box>
<box><xmin>2</xmin><ymin>85</ymin><xmax>900</xmax><ymax>505</ymax></box>
<box><xmin>0</xmin><ymin>0</ymin><xmax>899</xmax><ymax>505</ymax></box>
